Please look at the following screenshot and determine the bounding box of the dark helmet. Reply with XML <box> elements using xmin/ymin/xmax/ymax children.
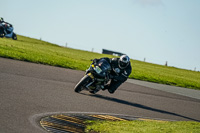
<box><xmin>118</xmin><ymin>55</ymin><xmax>130</xmax><ymax>69</ymax></box>
<box><xmin>0</xmin><ymin>17</ymin><xmax>4</xmax><ymax>22</ymax></box>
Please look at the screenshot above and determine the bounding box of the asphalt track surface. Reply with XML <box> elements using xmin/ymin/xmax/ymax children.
<box><xmin>0</xmin><ymin>57</ymin><xmax>200</xmax><ymax>133</ymax></box>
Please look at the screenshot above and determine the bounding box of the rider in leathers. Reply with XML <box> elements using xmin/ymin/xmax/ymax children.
<box><xmin>93</xmin><ymin>55</ymin><xmax>132</xmax><ymax>94</ymax></box>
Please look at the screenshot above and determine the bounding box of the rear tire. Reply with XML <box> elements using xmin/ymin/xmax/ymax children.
<box><xmin>0</xmin><ymin>28</ymin><xmax>4</xmax><ymax>38</ymax></box>
<box><xmin>74</xmin><ymin>75</ymin><xmax>92</xmax><ymax>93</ymax></box>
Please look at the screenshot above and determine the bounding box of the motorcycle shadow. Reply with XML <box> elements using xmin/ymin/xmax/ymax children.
<box><xmin>79</xmin><ymin>92</ymin><xmax>200</xmax><ymax>122</ymax></box>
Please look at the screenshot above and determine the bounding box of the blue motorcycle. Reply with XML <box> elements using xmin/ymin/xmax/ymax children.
<box><xmin>0</xmin><ymin>23</ymin><xmax>17</xmax><ymax>40</ymax></box>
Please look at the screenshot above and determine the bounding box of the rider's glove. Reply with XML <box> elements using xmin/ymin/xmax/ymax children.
<box><xmin>92</xmin><ymin>58</ymin><xmax>99</xmax><ymax>65</ymax></box>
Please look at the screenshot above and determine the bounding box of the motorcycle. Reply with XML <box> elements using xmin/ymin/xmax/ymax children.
<box><xmin>74</xmin><ymin>58</ymin><xmax>111</xmax><ymax>94</ymax></box>
<box><xmin>0</xmin><ymin>23</ymin><xmax>17</xmax><ymax>40</ymax></box>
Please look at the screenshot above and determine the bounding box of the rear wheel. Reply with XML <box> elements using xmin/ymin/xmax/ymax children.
<box><xmin>0</xmin><ymin>27</ymin><xmax>4</xmax><ymax>38</ymax></box>
<box><xmin>74</xmin><ymin>75</ymin><xmax>92</xmax><ymax>93</ymax></box>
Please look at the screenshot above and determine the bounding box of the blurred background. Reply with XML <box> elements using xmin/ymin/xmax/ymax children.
<box><xmin>1</xmin><ymin>0</ymin><xmax>200</xmax><ymax>71</ymax></box>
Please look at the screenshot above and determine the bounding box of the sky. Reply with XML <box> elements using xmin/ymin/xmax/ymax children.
<box><xmin>1</xmin><ymin>0</ymin><xmax>200</xmax><ymax>71</ymax></box>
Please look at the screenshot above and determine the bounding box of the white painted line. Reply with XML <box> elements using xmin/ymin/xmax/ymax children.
<box><xmin>127</xmin><ymin>79</ymin><xmax>200</xmax><ymax>100</ymax></box>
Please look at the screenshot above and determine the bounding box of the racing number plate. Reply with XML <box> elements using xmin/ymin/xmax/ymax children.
<box><xmin>95</xmin><ymin>66</ymin><xmax>102</xmax><ymax>74</ymax></box>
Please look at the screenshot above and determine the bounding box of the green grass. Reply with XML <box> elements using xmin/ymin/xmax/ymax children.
<box><xmin>85</xmin><ymin>120</ymin><xmax>200</xmax><ymax>133</ymax></box>
<box><xmin>0</xmin><ymin>35</ymin><xmax>200</xmax><ymax>90</ymax></box>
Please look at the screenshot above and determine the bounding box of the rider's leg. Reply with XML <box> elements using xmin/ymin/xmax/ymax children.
<box><xmin>105</xmin><ymin>80</ymin><xmax>123</xmax><ymax>94</ymax></box>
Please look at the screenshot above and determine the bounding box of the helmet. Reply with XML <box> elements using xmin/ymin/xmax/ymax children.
<box><xmin>119</xmin><ymin>55</ymin><xmax>130</xmax><ymax>69</ymax></box>
<box><xmin>0</xmin><ymin>17</ymin><xmax>4</xmax><ymax>23</ymax></box>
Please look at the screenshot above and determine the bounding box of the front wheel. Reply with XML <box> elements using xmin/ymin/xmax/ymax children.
<box><xmin>74</xmin><ymin>75</ymin><xmax>92</xmax><ymax>93</ymax></box>
<box><xmin>12</xmin><ymin>33</ymin><xmax>17</xmax><ymax>40</ymax></box>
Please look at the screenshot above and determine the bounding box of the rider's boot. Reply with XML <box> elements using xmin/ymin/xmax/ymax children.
<box><xmin>102</xmin><ymin>84</ymin><xmax>109</xmax><ymax>91</ymax></box>
<box><xmin>89</xmin><ymin>85</ymin><xmax>101</xmax><ymax>94</ymax></box>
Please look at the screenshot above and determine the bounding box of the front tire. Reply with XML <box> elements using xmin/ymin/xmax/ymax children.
<box><xmin>12</xmin><ymin>33</ymin><xmax>17</xmax><ymax>40</ymax></box>
<box><xmin>74</xmin><ymin>75</ymin><xmax>92</xmax><ymax>93</ymax></box>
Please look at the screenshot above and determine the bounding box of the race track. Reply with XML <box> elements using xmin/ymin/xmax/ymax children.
<box><xmin>0</xmin><ymin>57</ymin><xmax>200</xmax><ymax>133</ymax></box>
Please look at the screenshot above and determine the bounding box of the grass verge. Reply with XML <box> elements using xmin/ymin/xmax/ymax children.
<box><xmin>0</xmin><ymin>35</ymin><xmax>200</xmax><ymax>90</ymax></box>
<box><xmin>85</xmin><ymin>120</ymin><xmax>200</xmax><ymax>133</ymax></box>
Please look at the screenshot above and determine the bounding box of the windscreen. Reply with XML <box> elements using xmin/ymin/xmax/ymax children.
<box><xmin>97</xmin><ymin>59</ymin><xmax>111</xmax><ymax>73</ymax></box>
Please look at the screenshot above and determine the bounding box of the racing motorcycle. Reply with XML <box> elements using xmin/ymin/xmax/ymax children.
<box><xmin>0</xmin><ymin>23</ymin><xmax>17</xmax><ymax>40</ymax></box>
<box><xmin>74</xmin><ymin>59</ymin><xmax>111</xmax><ymax>94</ymax></box>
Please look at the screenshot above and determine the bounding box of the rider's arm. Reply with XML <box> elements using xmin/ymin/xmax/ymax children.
<box><xmin>92</xmin><ymin>57</ymin><xmax>111</xmax><ymax>64</ymax></box>
<box><xmin>112</xmin><ymin>65</ymin><xmax>132</xmax><ymax>82</ymax></box>
<box><xmin>4</xmin><ymin>22</ymin><xmax>12</xmax><ymax>27</ymax></box>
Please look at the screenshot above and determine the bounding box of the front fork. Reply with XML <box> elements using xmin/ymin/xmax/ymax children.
<box><xmin>85</xmin><ymin>73</ymin><xmax>95</xmax><ymax>90</ymax></box>
<box><xmin>86</xmin><ymin>73</ymin><xmax>103</xmax><ymax>93</ymax></box>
